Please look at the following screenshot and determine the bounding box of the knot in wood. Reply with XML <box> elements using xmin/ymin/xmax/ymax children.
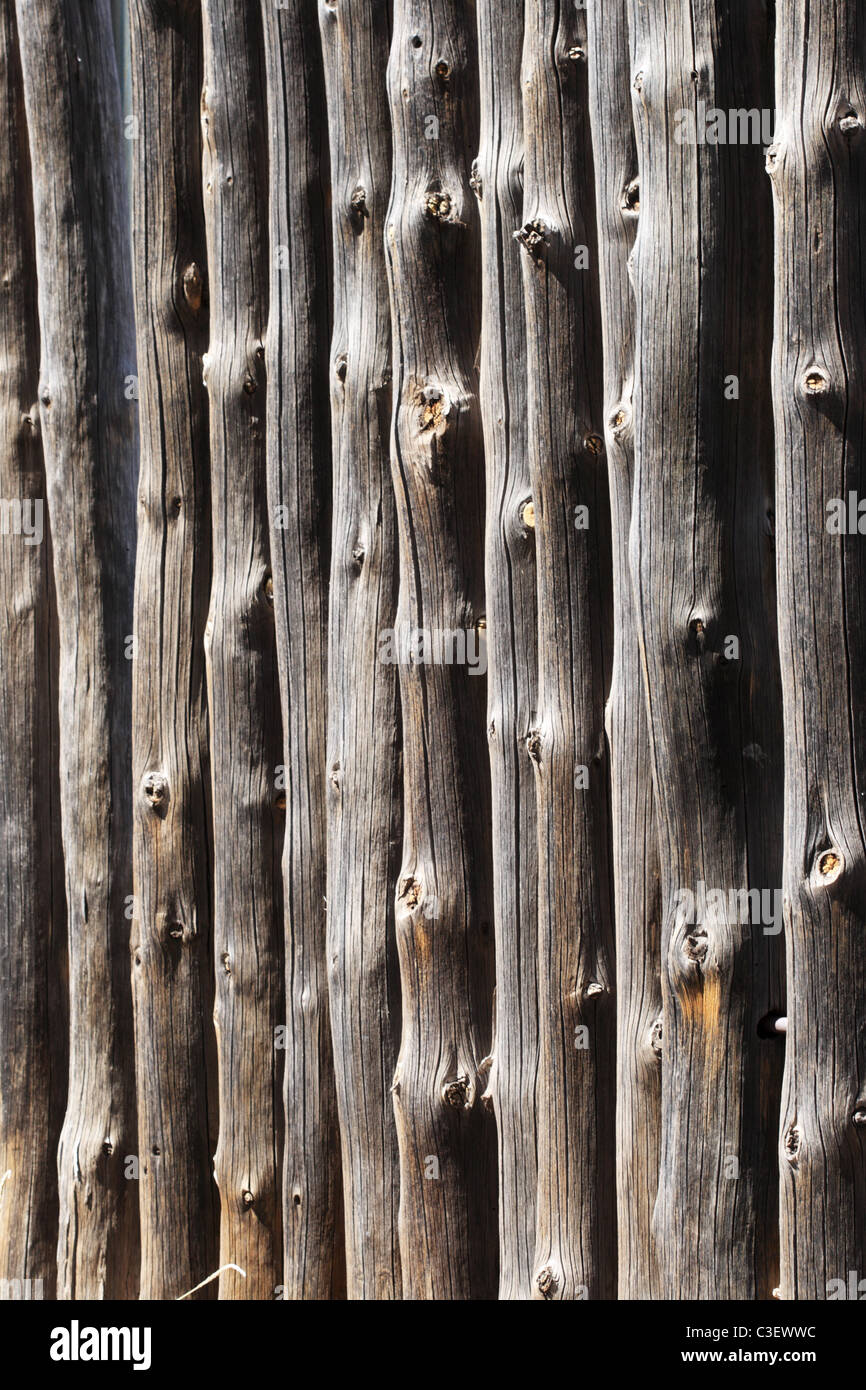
<box><xmin>349</xmin><ymin>185</ymin><xmax>367</xmax><ymax>228</ymax></box>
<box><xmin>784</xmin><ymin>1122</ymin><xmax>801</xmax><ymax>1165</ymax></box>
<box><xmin>514</xmin><ymin>218</ymin><xmax>548</xmax><ymax>259</ymax></box>
<box><xmin>182</xmin><ymin>262</ymin><xmax>204</xmax><ymax>313</ymax></box>
<box><xmin>803</xmin><ymin>370</ymin><xmax>829</xmax><ymax>396</ymax></box>
<box><xmin>536</xmin><ymin>1265</ymin><xmax>558</xmax><ymax>1299</ymax></box>
<box><xmin>441</xmin><ymin>1075</ymin><xmax>472</xmax><ymax>1109</ymax></box>
<box><xmin>816</xmin><ymin>849</ymin><xmax>843</xmax><ymax>883</ymax></box>
<box><xmin>142</xmin><ymin>771</ymin><xmax>168</xmax><ymax>808</ymax></box>
<box><xmin>425</xmin><ymin>190</ymin><xmax>453</xmax><ymax>221</ymax></box>
<box><xmin>398</xmin><ymin>876</ymin><xmax>422</xmax><ymax>910</ymax></box>
<box><xmin>622</xmin><ymin>178</ymin><xmax>640</xmax><ymax>214</ymax></box>
<box><xmin>684</xmin><ymin>926</ymin><xmax>708</xmax><ymax>965</ymax></box>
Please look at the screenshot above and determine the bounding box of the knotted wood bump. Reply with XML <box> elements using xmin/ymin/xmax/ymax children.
<box><xmin>441</xmin><ymin>1074</ymin><xmax>472</xmax><ymax>1109</ymax></box>
<box><xmin>621</xmin><ymin>178</ymin><xmax>640</xmax><ymax>214</ymax></box>
<box><xmin>142</xmin><ymin>771</ymin><xmax>168</xmax><ymax>809</ymax></box>
<box><xmin>514</xmin><ymin>218</ymin><xmax>549</xmax><ymax>260</ymax></box>
<box><xmin>815</xmin><ymin>848</ymin><xmax>843</xmax><ymax>884</ymax></box>
<box><xmin>182</xmin><ymin>262</ymin><xmax>203</xmax><ymax>313</ymax></box>
<box><xmin>802</xmin><ymin>369</ymin><xmax>829</xmax><ymax>396</ymax></box>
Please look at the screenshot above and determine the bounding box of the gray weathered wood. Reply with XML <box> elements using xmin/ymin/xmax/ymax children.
<box><xmin>518</xmin><ymin>0</ymin><xmax>616</xmax><ymax>1302</ymax></box>
<box><xmin>586</xmin><ymin>0</ymin><xmax>662</xmax><ymax>1301</ymax></box>
<box><xmin>0</xmin><ymin>0</ymin><xmax>65</xmax><ymax>1301</ymax></box>
<box><xmin>385</xmin><ymin>0</ymin><xmax>497</xmax><ymax>1300</ymax></box>
<box><xmin>475</xmin><ymin>0</ymin><xmax>539</xmax><ymax>1302</ymax></box>
<box><xmin>627</xmin><ymin>0</ymin><xmax>783</xmax><ymax>1297</ymax></box>
<box><xmin>318</xmin><ymin>0</ymin><xmax>401</xmax><ymax>1301</ymax></box>
<box><xmin>129</xmin><ymin>0</ymin><xmax>218</xmax><ymax>1300</ymax></box>
<box><xmin>16</xmin><ymin>0</ymin><xmax>139</xmax><ymax>1300</ymax></box>
<box><xmin>770</xmin><ymin>0</ymin><xmax>866</xmax><ymax>1299</ymax></box>
<box><xmin>201</xmin><ymin>0</ymin><xmax>283</xmax><ymax>1300</ymax></box>
<box><xmin>260</xmin><ymin>0</ymin><xmax>343</xmax><ymax>1301</ymax></box>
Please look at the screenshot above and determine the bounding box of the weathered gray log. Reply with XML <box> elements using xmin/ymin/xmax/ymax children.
<box><xmin>518</xmin><ymin>0</ymin><xmax>615</xmax><ymax>1302</ymax></box>
<box><xmin>0</xmin><ymin>0</ymin><xmax>65</xmax><ymax>1301</ymax></box>
<box><xmin>586</xmin><ymin>0</ymin><xmax>662</xmax><ymax>1300</ymax></box>
<box><xmin>770</xmin><ymin>0</ymin><xmax>866</xmax><ymax>1299</ymax></box>
<box><xmin>385</xmin><ymin>1</ymin><xmax>497</xmax><ymax>1300</ymax></box>
<box><xmin>260</xmin><ymin>0</ymin><xmax>342</xmax><ymax>1302</ymax></box>
<box><xmin>201</xmin><ymin>0</ymin><xmax>283</xmax><ymax>1300</ymax></box>
<box><xmin>129</xmin><ymin>0</ymin><xmax>218</xmax><ymax>1300</ymax></box>
<box><xmin>475</xmin><ymin>0</ymin><xmax>539</xmax><ymax>1302</ymax></box>
<box><xmin>627</xmin><ymin>0</ymin><xmax>783</xmax><ymax>1296</ymax></box>
<box><xmin>318</xmin><ymin>0</ymin><xmax>401</xmax><ymax>1301</ymax></box>
<box><xmin>15</xmin><ymin>0</ymin><xmax>138</xmax><ymax>1300</ymax></box>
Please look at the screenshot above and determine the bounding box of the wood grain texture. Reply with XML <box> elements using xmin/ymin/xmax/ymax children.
<box><xmin>385</xmin><ymin>0</ymin><xmax>497</xmax><ymax>1300</ymax></box>
<box><xmin>15</xmin><ymin>0</ymin><xmax>138</xmax><ymax>1300</ymax></box>
<box><xmin>627</xmin><ymin>0</ymin><xmax>783</xmax><ymax>1298</ymax></box>
<box><xmin>770</xmin><ymin>0</ymin><xmax>866</xmax><ymax>1300</ymax></box>
<box><xmin>0</xmin><ymin>0</ymin><xmax>65</xmax><ymax>1301</ymax></box>
<box><xmin>586</xmin><ymin>0</ymin><xmax>662</xmax><ymax>1302</ymax></box>
<box><xmin>201</xmin><ymin>0</ymin><xmax>283</xmax><ymax>1300</ymax></box>
<box><xmin>475</xmin><ymin>0</ymin><xmax>539</xmax><ymax>1302</ymax></box>
<box><xmin>260</xmin><ymin>0</ymin><xmax>342</xmax><ymax>1301</ymax></box>
<box><xmin>129</xmin><ymin>0</ymin><xmax>218</xmax><ymax>1300</ymax></box>
<box><xmin>319</xmin><ymin>0</ymin><xmax>401</xmax><ymax>1301</ymax></box>
<box><xmin>518</xmin><ymin>0</ymin><xmax>615</xmax><ymax>1302</ymax></box>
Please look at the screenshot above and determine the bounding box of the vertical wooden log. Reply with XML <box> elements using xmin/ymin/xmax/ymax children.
<box><xmin>475</xmin><ymin>0</ymin><xmax>539</xmax><ymax>1301</ymax></box>
<box><xmin>0</xmin><ymin>0</ymin><xmax>65</xmax><ymax>1300</ymax></box>
<box><xmin>260</xmin><ymin>0</ymin><xmax>342</xmax><ymax>1302</ymax></box>
<box><xmin>385</xmin><ymin>2</ymin><xmax>497</xmax><ymax>1300</ymax></box>
<box><xmin>318</xmin><ymin>0</ymin><xmax>400</xmax><ymax>1300</ymax></box>
<box><xmin>518</xmin><ymin>0</ymin><xmax>615</xmax><ymax>1302</ymax></box>
<box><xmin>15</xmin><ymin>0</ymin><xmax>138</xmax><ymax>1299</ymax></box>
<box><xmin>201</xmin><ymin>0</ymin><xmax>283</xmax><ymax>1300</ymax></box>
<box><xmin>586</xmin><ymin>0</ymin><xmax>662</xmax><ymax>1300</ymax></box>
<box><xmin>129</xmin><ymin>0</ymin><xmax>218</xmax><ymax>1300</ymax></box>
<box><xmin>770</xmin><ymin>0</ymin><xmax>866</xmax><ymax>1299</ymax></box>
<box><xmin>627</xmin><ymin>0</ymin><xmax>782</xmax><ymax>1296</ymax></box>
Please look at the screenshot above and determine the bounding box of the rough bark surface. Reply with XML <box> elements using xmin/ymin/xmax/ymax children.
<box><xmin>129</xmin><ymin>0</ymin><xmax>218</xmax><ymax>1301</ymax></box>
<box><xmin>770</xmin><ymin>0</ymin><xmax>866</xmax><ymax>1300</ymax></box>
<box><xmin>201</xmin><ymin>0</ymin><xmax>283</xmax><ymax>1300</ymax></box>
<box><xmin>0</xmin><ymin>0</ymin><xmax>65</xmax><ymax>1301</ymax></box>
<box><xmin>475</xmin><ymin>0</ymin><xmax>539</xmax><ymax>1303</ymax></box>
<box><xmin>319</xmin><ymin>0</ymin><xmax>401</xmax><ymax>1301</ymax></box>
<box><xmin>519</xmin><ymin>0</ymin><xmax>615</xmax><ymax>1303</ymax></box>
<box><xmin>16</xmin><ymin>0</ymin><xmax>138</xmax><ymax>1300</ymax></box>
<box><xmin>385</xmin><ymin>0</ymin><xmax>497</xmax><ymax>1300</ymax></box>
<box><xmin>627</xmin><ymin>0</ymin><xmax>783</xmax><ymax>1297</ymax></box>
<box><xmin>587</xmin><ymin>0</ymin><xmax>662</xmax><ymax>1301</ymax></box>
<box><xmin>260</xmin><ymin>0</ymin><xmax>341</xmax><ymax>1301</ymax></box>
